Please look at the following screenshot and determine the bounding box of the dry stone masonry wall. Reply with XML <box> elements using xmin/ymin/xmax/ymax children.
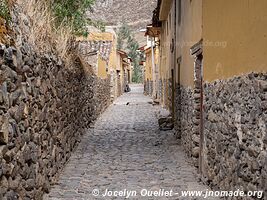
<box><xmin>0</xmin><ymin>4</ymin><xmax>112</xmax><ymax>198</ymax></box>
<box><xmin>176</xmin><ymin>87</ymin><xmax>198</xmax><ymax>162</ymax></box>
<box><xmin>173</xmin><ymin>72</ymin><xmax>267</xmax><ymax>198</ymax></box>
<box><xmin>0</xmin><ymin>43</ymin><xmax>111</xmax><ymax>199</ymax></box>
<box><xmin>144</xmin><ymin>80</ymin><xmax>153</xmax><ymax>96</ymax></box>
<box><xmin>202</xmin><ymin>73</ymin><xmax>267</xmax><ymax>196</ymax></box>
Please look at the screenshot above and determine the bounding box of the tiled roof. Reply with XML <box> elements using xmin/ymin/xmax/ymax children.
<box><xmin>78</xmin><ymin>40</ymin><xmax>113</xmax><ymax>62</ymax></box>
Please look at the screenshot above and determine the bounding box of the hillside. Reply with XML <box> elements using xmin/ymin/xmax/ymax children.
<box><xmin>87</xmin><ymin>0</ymin><xmax>157</xmax><ymax>46</ymax></box>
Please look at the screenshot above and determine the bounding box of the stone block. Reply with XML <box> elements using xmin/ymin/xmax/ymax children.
<box><xmin>0</xmin><ymin>118</ymin><xmax>9</xmax><ymax>145</ymax></box>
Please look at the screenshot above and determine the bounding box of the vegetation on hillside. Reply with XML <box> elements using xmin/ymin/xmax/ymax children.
<box><xmin>0</xmin><ymin>0</ymin><xmax>105</xmax><ymax>66</ymax></box>
<box><xmin>0</xmin><ymin>0</ymin><xmax>11</xmax><ymax>25</ymax></box>
<box><xmin>117</xmin><ymin>22</ymin><xmax>143</xmax><ymax>83</ymax></box>
<box><xmin>0</xmin><ymin>0</ymin><xmax>12</xmax><ymax>45</ymax></box>
<box><xmin>51</xmin><ymin>0</ymin><xmax>105</xmax><ymax>37</ymax></box>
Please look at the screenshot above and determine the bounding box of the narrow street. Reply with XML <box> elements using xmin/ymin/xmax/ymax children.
<box><xmin>1</xmin><ymin>0</ymin><xmax>266</xmax><ymax>199</ymax></box>
<box><xmin>44</xmin><ymin>85</ymin><xmax>213</xmax><ymax>200</ymax></box>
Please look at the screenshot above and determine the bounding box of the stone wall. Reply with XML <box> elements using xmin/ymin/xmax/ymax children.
<box><xmin>202</xmin><ymin>73</ymin><xmax>267</xmax><ymax>196</ymax></box>
<box><xmin>0</xmin><ymin>42</ymin><xmax>111</xmax><ymax>199</ymax></box>
<box><xmin>158</xmin><ymin>79</ymin><xmax>163</xmax><ymax>103</ymax></box>
<box><xmin>175</xmin><ymin>73</ymin><xmax>267</xmax><ymax>196</ymax></box>
<box><xmin>144</xmin><ymin>80</ymin><xmax>153</xmax><ymax>96</ymax></box>
<box><xmin>110</xmin><ymin>70</ymin><xmax>116</xmax><ymax>101</ymax></box>
<box><xmin>144</xmin><ymin>80</ymin><xmax>148</xmax><ymax>95</ymax></box>
<box><xmin>173</xmin><ymin>84</ymin><xmax>181</xmax><ymax>138</ymax></box>
<box><xmin>175</xmin><ymin>87</ymin><xmax>199</xmax><ymax>165</ymax></box>
<box><xmin>163</xmin><ymin>79</ymin><xmax>170</xmax><ymax>109</ymax></box>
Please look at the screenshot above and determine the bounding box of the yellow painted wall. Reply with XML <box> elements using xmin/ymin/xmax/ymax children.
<box><xmin>159</xmin><ymin>18</ymin><xmax>171</xmax><ymax>83</ymax></box>
<box><xmin>176</xmin><ymin>0</ymin><xmax>203</xmax><ymax>87</ymax></box>
<box><xmin>145</xmin><ymin>48</ymin><xmax>153</xmax><ymax>81</ymax></box>
<box><xmin>203</xmin><ymin>0</ymin><xmax>267</xmax><ymax>82</ymax></box>
<box><xmin>155</xmin><ymin>45</ymin><xmax>160</xmax><ymax>68</ymax></box>
<box><xmin>159</xmin><ymin>22</ymin><xmax>170</xmax><ymax>83</ymax></box>
<box><xmin>159</xmin><ymin>0</ymin><xmax>203</xmax><ymax>84</ymax></box>
<box><xmin>97</xmin><ymin>58</ymin><xmax>108</xmax><ymax>78</ymax></box>
<box><xmin>109</xmin><ymin>47</ymin><xmax>117</xmax><ymax>70</ymax></box>
<box><xmin>88</xmin><ymin>32</ymin><xmax>118</xmax><ymax>71</ymax></box>
<box><xmin>88</xmin><ymin>32</ymin><xmax>113</xmax><ymax>41</ymax></box>
<box><xmin>116</xmin><ymin>52</ymin><xmax>122</xmax><ymax>71</ymax></box>
<box><xmin>80</xmin><ymin>32</ymin><xmax>117</xmax><ymax>78</ymax></box>
<box><xmin>108</xmin><ymin>35</ymin><xmax>118</xmax><ymax>70</ymax></box>
<box><xmin>158</xmin><ymin>1</ymin><xmax>175</xmax><ymax>108</ymax></box>
<box><xmin>120</xmin><ymin>63</ymin><xmax>124</xmax><ymax>87</ymax></box>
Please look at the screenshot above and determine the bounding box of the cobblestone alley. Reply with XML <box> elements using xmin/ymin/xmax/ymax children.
<box><xmin>44</xmin><ymin>84</ymin><xmax>214</xmax><ymax>200</ymax></box>
<box><xmin>1</xmin><ymin>0</ymin><xmax>267</xmax><ymax>199</ymax></box>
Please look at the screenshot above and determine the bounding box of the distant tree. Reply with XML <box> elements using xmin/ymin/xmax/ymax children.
<box><xmin>117</xmin><ymin>22</ymin><xmax>143</xmax><ymax>83</ymax></box>
<box><xmin>116</xmin><ymin>21</ymin><xmax>130</xmax><ymax>50</ymax></box>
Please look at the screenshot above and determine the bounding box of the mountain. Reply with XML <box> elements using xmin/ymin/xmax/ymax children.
<box><xmin>87</xmin><ymin>0</ymin><xmax>157</xmax><ymax>46</ymax></box>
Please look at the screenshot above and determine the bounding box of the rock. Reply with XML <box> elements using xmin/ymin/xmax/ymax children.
<box><xmin>11</xmin><ymin>102</ymin><xmax>27</xmax><ymax>122</ymax></box>
<box><xmin>0</xmin><ymin>166</ymin><xmax>3</xmax><ymax>177</ymax></box>
<box><xmin>5</xmin><ymin>163</ymin><xmax>14</xmax><ymax>176</ymax></box>
<box><xmin>5</xmin><ymin>190</ymin><xmax>19</xmax><ymax>200</ymax></box>
<box><xmin>4</xmin><ymin>47</ymin><xmax>14</xmax><ymax>63</ymax></box>
<box><xmin>208</xmin><ymin>111</ymin><xmax>219</xmax><ymax>122</ymax></box>
<box><xmin>8</xmin><ymin>176</ymin><xmax>21</xmax><ymax>190</ymax></box>
<box><xmin>0</xmin><ymin>91</ymin><xmax>4</xmax><ymax>104</ymax></box>
<box><xmin>0</xmin><ymin>145</ymin><xmax>8</xmax><ymax>159</ymax></box>
<box><xmin>9</xmin><ymin>89</ymin><xmax>21</xmax><ymax>106</ymax></box>
<box><xmin>258</xmin><ymin>80</ymin><xmax>267</xmax><ymax>92</ymax></box>
<box><xmin>158</xmin><ymin>117</ymin><xmax>174</xmax><ymax>131</ymax></box>
<box><xmin>2</xmin><ymin>65</ymin><xmax>18</xmax><ymax>81</ymax></box>
<box><xmin>22</xmin><ymin>65</ymin><xmax>32</xmax><ymax>73</ymax></box>
<box><xmin>247</xmin><ymin>146</ymin><xmax>260</xmax><ymax>157</ymax></box>
<box><xmin>192</xmin><ymin>134</ymin><xmax>200</xmax><ymax>144</ymax></box>
<box><xmin>263</xmin><ymin>132</ymin><xmax>267</xmax><ymax>144</ymax></box>
<box><xmin>0</xmin><ymin>117</ymin><xmax>9</xmax><ymax>145</ymax></box>
<box><xmin>0</xmin><ymin>176</ymin><xmax>8</xmax><ymax>194</ymax></box>
<box><xmin>3</xmin><ymin>150</ymin><xmax>14</xmax><ymax>163</ymax></box>
<box><xmin>25</xmin><ymin>179</ymin><xmax>35</xmax><ymax>191</ymax></box>
<box><xmin>14</xmin><ymin>49</ymin><xmax>23</xmax><ymax>70</ymax></box>
<box><xmin>193</xmin><ymin>93</ymin><xmax>201</xmax><ymax>99</ymax></box>
<box><xmin>36</xmin><ymin>77</ymin><xmax>41</xmax><ymax>87</ymax></box>
<box><xmin>192</xmin><ymin>147</ymin><xmax>200</xmax><ymax>158</ymax></box>
<box><xmin>1</xmin><ymin>82</ymin><xmax>9</xmax><ymax>107</ymax></box>
<box><xmin>251</xmin><ymin>160</ymin><xmax>260</xmax><ymax>172</ymax></box>
<box><xmin>0</xmin><ymin>44</ymin><xmax>5</xmax><ymax>56</ymax></box>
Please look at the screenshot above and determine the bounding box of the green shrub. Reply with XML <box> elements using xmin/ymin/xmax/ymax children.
<box><xmin>51</xmin><ymin>0</ymin><xmax>105</xmax><ymax>36</ymax></box>
<box><xmin>0</xmin><ymin>0</ymin><xmax>11</xmax><ymax>25</ymax></box>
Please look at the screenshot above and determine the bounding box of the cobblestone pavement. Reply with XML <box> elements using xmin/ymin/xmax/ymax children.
<box><xmin>44</xmin><ymin>84</ymin><xmax>216</xmax><ymax>200</ymax></box>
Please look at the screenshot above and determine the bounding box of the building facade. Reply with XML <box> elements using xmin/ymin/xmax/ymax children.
<box><xmin>77</xmin><ymin>30</ymin><xmax>133</xmax><ymax>101</ymax></box>
<box><xmin>146</xmin><ymin>0</ymin><xmax>267</xmax><ymax>195</ymax></box>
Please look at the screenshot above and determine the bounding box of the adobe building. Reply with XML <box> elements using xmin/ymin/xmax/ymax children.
<box><xmin>76</xmin><ymin>30</ymin><xmax>132</xmax><ymax>101</ymax></box>
<box><xmin>146</xmin><ymin>0</ymin><xmax>267</xmax><ymax>195</ymax></box>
